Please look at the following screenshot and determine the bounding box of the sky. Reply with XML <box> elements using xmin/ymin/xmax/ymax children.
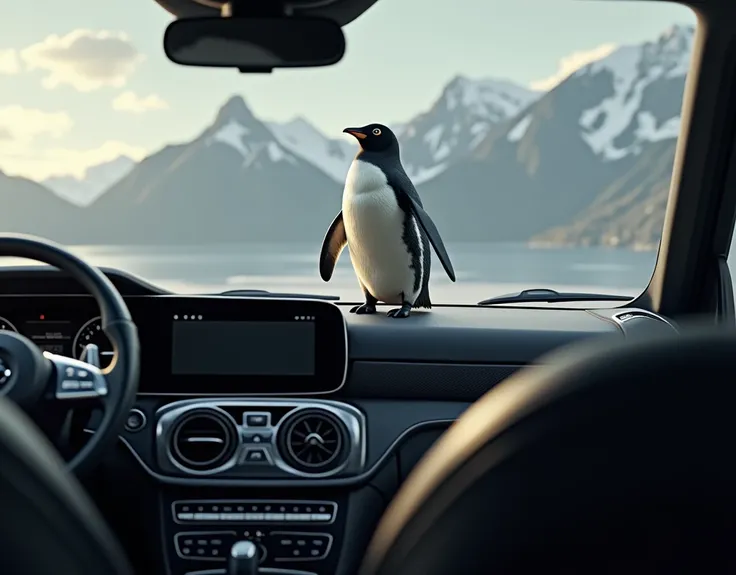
<box><xmin>0</xmin><ymin>0</ymin><xmax>695</xmax><ymax>181</ymax></box>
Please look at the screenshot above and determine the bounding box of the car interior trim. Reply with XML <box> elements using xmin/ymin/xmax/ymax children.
<box><xmin>84</xmin><ymin>417</ymin><xmax>457</xmax><ymax>488</ymax></box>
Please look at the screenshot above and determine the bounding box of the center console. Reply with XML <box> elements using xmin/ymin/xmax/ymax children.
<box><xmin>164</xmin><ymin>497</ymin><xmax>345</xmax><ymax>575</ymax></box>
<box><xmin>162</xmin><ymin>491</ymin><xmax>348</xmax><ymax>575</ymax></box>
<box><xmin>89</xmin><ymin>296</ymin><xmax>376</xmax><ymax>575</ymax></box>
<box><xmin>155</xmin><ymin>398</ymin><xmax>366</xmax><ymax>575</ymax></box>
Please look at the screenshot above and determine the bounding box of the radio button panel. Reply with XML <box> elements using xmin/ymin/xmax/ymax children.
<box><xmin>173</xmin><ymin>500</ymin><xmax>337</xmax><ymax>525</ymax></box>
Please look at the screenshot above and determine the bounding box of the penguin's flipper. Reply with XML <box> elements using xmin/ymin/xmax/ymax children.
<box><xmin>319</xmin><ymin>211</ymin><xmax>348</xmax><ymax>282</ymax></box>
<box><xmin>407</xmin><ymin>198</ymin><xmax>456</xmax><ymax>282</ymax></box>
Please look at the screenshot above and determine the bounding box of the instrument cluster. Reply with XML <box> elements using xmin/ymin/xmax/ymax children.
<box><xmin>0</xmin><ymin>312</ymin><xmax>114</xmax><ymax>368</ymax></box>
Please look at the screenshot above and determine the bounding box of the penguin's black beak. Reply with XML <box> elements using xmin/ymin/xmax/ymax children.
<box><xmin>343</xmin><ymin>127</ymin><xmax>367</xmax><ymax>140</ymax></box>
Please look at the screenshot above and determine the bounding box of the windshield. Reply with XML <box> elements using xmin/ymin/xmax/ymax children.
<box><xmin>0</xmin><ymin>0</ymin><xmax>696</xmax><ymax>303</ymax></box>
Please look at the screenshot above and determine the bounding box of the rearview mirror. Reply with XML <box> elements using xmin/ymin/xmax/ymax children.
<box><xmin>163</xmin><ymin>17</ymin><xmax>346</xmax><ymax>73</ymax></box>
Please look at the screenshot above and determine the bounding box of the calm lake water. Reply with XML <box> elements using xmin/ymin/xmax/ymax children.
<box><xmin>0</xmin><ymin>242</ymin><xmax>659</xmax><ymax>304</ymax></box>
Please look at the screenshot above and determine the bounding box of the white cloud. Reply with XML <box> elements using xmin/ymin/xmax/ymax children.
<box><xmin>0</xmin><ymin>140</ymin><xmax>147</xmax><ymax>180</ymax></box>
<box><xmin>0</xmin><ymin>49</ymin><xmax>20</xmax><ymax>74</ymax></box>
<box><xmin>20</xmin><ymin>29</ymin><xmax>144</xmax><ymax>92</ymax></box>
<box><xmin>530</xmin><ymin>43</ymin><xmax>618</xmax><ymax>91</ymax></box>
<box><xmin>0</xmin><ymin>105</ymin><xmax>73</xmax><ymax>143</ymax></box>
<box><xmin>112</xmin><ymin>91</ymin><xmax>169</xmax><ymax>114</ymax></box>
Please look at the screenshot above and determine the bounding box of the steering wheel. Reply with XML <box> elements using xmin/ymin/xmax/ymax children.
<box><xmin>0</xmin><ymin>234</ymin><xmax>139</xmax><ymax>475</ymax></box>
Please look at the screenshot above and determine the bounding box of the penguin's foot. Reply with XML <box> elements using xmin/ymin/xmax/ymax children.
<box><xmin>350</xmin><ymin>303</ymin><xmax>377</xmax><ymax>314</ymax></box>
<box><xmin>387</xmin><ymin>303</ymin><xmax>412</xmax><ymax>318</ymax></box>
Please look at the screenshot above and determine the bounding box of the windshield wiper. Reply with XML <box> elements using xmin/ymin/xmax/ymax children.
<box><xmin>477</xmin><ymin>288</ymin><xmax>632</xmax><ymax>306</ymax></box>
<box><xmin>218</xmin><ymin>289</ymin><xmax>339</xmax><ymax>301</ymax></box>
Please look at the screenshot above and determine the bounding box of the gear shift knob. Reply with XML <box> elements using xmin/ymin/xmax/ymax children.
<box><xmin>228</xmin><ymin>540</ymin><xmax>258</xmax><ymax>575</ymax></box>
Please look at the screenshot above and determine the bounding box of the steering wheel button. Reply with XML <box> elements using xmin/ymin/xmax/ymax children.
<box><xmin>61</xmin><ymin>380</ymin><xmax>80</xmax><ymax>390</ymax></box>
<box><xmin>79</xmin><ymin>381</ymin><xmax>94</xmax><ymax>390</ymax></box>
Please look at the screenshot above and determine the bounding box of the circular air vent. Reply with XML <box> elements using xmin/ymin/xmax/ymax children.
<box><xmin>170</xmin><ymin>409</ymin><xmax>237</xmax><ymax>472</ymax></box>
<box><xmin>277</xmin><ymin>409</ymin><xmax>349</xmax><ymax>474</ymax></box>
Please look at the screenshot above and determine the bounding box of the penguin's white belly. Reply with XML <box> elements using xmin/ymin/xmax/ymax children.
<box><xmin>343</xmin><ymin>187</ymin><xmax>419</xmax><ymax>305</ymax></box>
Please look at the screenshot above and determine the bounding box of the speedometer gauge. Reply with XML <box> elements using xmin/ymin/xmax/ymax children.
<box><xmin>73</xmin><ymin>317</ymin><xmax>115</xmax><ymax>369</ymax></box>
<box><xmin>0</xmin><ymin>316</ymin><xmax>18</xmax><ymax>332</ymax></box>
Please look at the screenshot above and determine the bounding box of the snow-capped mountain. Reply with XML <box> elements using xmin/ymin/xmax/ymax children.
<box><xmin>573</xmin><ymin>23</ymin><xmax>693</xmax><ymax>162</ymax></box>
<box><xmin>458</xmin><ymin>23</ymin><xmax>694</xmax><ymax>246</ymax></box>
<box><xmin>268</xmin><ymin>76</ymin><xmax>540</xmax><ymax>185</ymax></box>
<box><xmin>77</xmin><ymin>95</ymin><xmax>342</xmax><ymax>245</ymax></box>
<box><xmin>43</xmin><ymin>155</ymin><xmax>135</xmax><ymax>206</ymax></box>
<box><xmin>0</xmin><ymin>23</ymin><xmax>695</xmax><ymax>248</ymax></box>
<box><xmin>398</xmin><ymin>76</ymin><xmax>541</xmax><ymax>183</ymax></box>
<box><xmin>200</xmin><ymin>96</ymin><xmax>303</xmax><ymax>170</ymax></box>
<box><xmin>268</xmin><ymin>117</ymin><xmax>354</xmax><ymax>182</ymax></box>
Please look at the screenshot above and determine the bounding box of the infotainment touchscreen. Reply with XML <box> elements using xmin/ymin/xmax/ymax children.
<box><xmin>171</xmin><ymin>319</ymin><xmax>316</xmax><ymax>376</ymax></box>
<box><xmin>130</xmin><ymin>296</ymin><xmax>347</xmax><ymax>395</ymax></box>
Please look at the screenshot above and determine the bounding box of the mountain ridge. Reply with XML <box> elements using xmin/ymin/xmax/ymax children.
<box><xmin>0</xmin><ymin>22</ymin><xmax>694</xmax><ymax>248</ymax></box>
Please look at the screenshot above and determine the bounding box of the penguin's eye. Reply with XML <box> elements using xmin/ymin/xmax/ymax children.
<box><xmin>372</xmin><ymin>128</ymin><xmax>382</xmax><ymax>136</ymax></box>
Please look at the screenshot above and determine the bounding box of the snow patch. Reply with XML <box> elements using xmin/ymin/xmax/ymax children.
<box><xmin>407</xmin><ymin>163</ymin><xmax>447</xmax><ymax>185</ymax></box>
<box><xmin>266</xmin><ymin>141</ymin><xmax>297</xmax><ymax>165</ymax></box>
<box><xmin>210</xmin><ymin>120</ymin><xmax>251</xmax><ymax>157</ymax></box>
<box><xmin>635</xmin><ymin>112</ymin><xmax>681</xmax><ymax>142</ymax></box>
<box><xmin>507</xmin><ymin>115</ymin><xmax>532</xmax><ymax>143</ymax></box>
<box><xmin>424</xmin><ymin>125</ymin><xmax>444</xmax><ymax>150</ymax></box>
<box><xmin>577</xmin><ymin>25</ymin><xmax>693</xmax><ymax>160</ymax></box>
<box><xmin>268</xmin><ymin>118</ymin><xmax>353</xmax><ymax>182</ymax></box>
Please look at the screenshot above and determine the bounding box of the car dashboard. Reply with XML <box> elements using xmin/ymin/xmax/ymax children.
<box><xmin>0</xmin><ymin>266</ymin><xmax>677</xmax><ymax>575</ymax></box>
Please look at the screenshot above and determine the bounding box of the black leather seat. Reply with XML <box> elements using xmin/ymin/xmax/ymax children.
<box><xmin>0</xmin><ymin>396</ymin><xmax>133</xmax><ymax>575</ymax></box>
<box><xmin>359</xmin><ymin>328</ymin><xmax>736</xmax><ymax>575</ymax></box>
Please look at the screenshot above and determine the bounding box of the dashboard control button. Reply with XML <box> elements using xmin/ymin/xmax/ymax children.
<box><xmin>244</xmin><ymin>448</ymin><xmax>271</xmax><ymax>464</ymax></box>
<box><xmin>271</xmin><ymin>532</ymin><xmax>332</xmax><ymax>561</ymax></box>
<box><xmin>174</xmin><ymin>531</ymin><xmax>236</xmax><ymax>561</ymax></box>
<box><xmin>244</xmin><ymin>413</ymin><xmax>270</xmax><ymax>427</ymax></box>
<box><xmin>243</xmin><ymin>432</ymin><xmax>272</xmax><ymax>444</ymax></box>
<box><xmin>173</xmin><ymin>500</ymin><xmax>337</xmax><ymax>524</ymax></box>
<box><xmin>124</xmin><ymin>409</ymin><xmax>147</xmax><ymax>432</ymax></box>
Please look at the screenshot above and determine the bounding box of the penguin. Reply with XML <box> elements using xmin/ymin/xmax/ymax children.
<box><xmin>319</xmin><ymin>123</ymin><xmax>456</xmax><ymax>318</ymax></box>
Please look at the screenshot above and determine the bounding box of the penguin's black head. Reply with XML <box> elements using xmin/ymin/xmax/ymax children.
<box><xmin>343</xmin><ymin>123</ymin><xmax>398</xmax><ymax>154</ymax></box>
